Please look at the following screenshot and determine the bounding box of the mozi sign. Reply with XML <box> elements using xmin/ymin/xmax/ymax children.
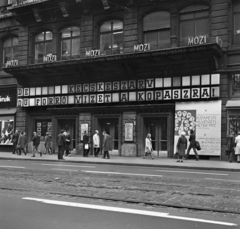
<box><xmin>43</xmin><ymin>54</ymin><xmax>57</xmax><ymax>63</ymax></box>
<box><xmin>85</xmin><ymin>50</ymin><xmax>101</xmax><ymax>57</ymax></box>
<box><xmin>188</xmin><ymin>36</ymin><xmax>207</xmax><ymax>46</ymax></box>
<box><xmin>5</xmin><ymin>60</ymin><xmax>18</xmax><ymax>67</ymax></box>
<box><xmin>134</xmin><ymin>44</ymin><xmax>150</xmax><ymax>52</ymax></box>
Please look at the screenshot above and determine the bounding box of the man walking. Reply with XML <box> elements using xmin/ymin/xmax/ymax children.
<box><xmin>93</xmin><ymin>130</ymin><xmax>100</xmax><ymax>157</ymax></box>
<box><xmin>65</xmin><ymin>131</ymin><xmax>71</xmax><ymax>156</ymax></box>
<box><xmin>185</xmin><ymin>129</ymin><xmax>199</xmax><ymax>161</ymax></box>
<box><xmin>83</xmin><ymin>131</ymin><xmax>90</xmax><ymax>157</ymax></box>
<box><xmin>17</xmin><ymin>132</ymin><xmax>27</xmax><ymax>155</ymax></box>
<box><xmin>57</xmin><ymin>130</ymin><xmax>65</xmax><ymax>160</ymax></box>
<box><xmin>32</xmin><ymin>132</ymin><xmax>41</xmax><ymax>157</ymax></box>
<box><xmin>12</xmin><ymin>130</ymin><xmax>19</xmax><ymax>154</ymax></box>
<box><xmin>102</xmin><ymin>131</ymin><xmax>112</xmax><ymax>159</ymax></box>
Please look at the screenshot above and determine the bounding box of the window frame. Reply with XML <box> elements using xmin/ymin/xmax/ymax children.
<box><xmin>3</xmin><ymin>37</ymin><xmax>18</xmax><ymax>66</ymax></box>
<box><xmin>99</xmin><ymin>19</ymin><xmax>124</xmax><ymax>55</ymax></box>
<box><xmin>233</xmin><ymin>1</ymin><xmax>240</xmax><ymax>44</ymax></box>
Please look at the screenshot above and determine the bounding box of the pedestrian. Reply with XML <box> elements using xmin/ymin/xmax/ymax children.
<box><xmin>12</xmin><ymin>130</ymin><xmax>19</xmax><ymax>154</ymax></box>
<box><xmin>184</xmin><ymin>129</ymin><xmax>199</xmax><ymax>161</ymax></box>
<box><xmin>83</xmin><ymin>131</ymin><xmax>90</xmax><ymax>157</ymax></box>
<box><xmin>226</xmin><ymin>132</ymin><xmax>235</xmax><ymax>163</ymax></box>
<box><xmin>57</xmin><ymin>130</ymin><xmax>65</xmax><ymax>160</ymax></box>
<box><xmin>32</xmin><ymin>132</ymin><xmax>41</xmax><ymax>157</ymax></box>
<box><xmin>17</xmin><ymin>131</ymin><xmax>27</xmax><ymax>155</ymax></box>
<box><xmin>235</xmin><ymin>131</ymin><xmax>240</xmax><ymax>163</ymax></box>
<box><xmin>44</xmin><ymin>132</ymin><xmax>52</xmax><ymax>155</ymax></box>
<box><xmin>23</xmin><ymin>132</ymin><xmax>28</xmax><ymax>154</ymax></box>
<box><xmin>93</xmin><ymin>130</ymin><xmax>100</xmax><ymax>157</ymax></box>
<box><xmin>64</xmin><ymin>131</ymin><xmax>71</xmax><ymax>156</ymax></box>
<box><xmin>177</xmin><ymin>131</ymin><xmax>187</xmax><ymax>162</ymax></box>
<box><xmin>143</xmin><ymin>133</ymin><xmax>154</xmax><ymax>159</ymax></box>
<box><xmin>102</xmin><ymin>131</ymin><xmax>112</xmax><ymax>159</ymax></box>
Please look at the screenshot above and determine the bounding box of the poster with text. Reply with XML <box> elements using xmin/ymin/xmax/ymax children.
<box><xmin>174</xmin><ymin>101</ymin><xmax>221</xmax><ymax>156</ymax></box>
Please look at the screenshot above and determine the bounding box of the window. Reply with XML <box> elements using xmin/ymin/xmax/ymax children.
<box><xmin>34</xmin><ymin>31</ymin><xmax>53</xmax><ymax>63</ymax></box>
<box><xmin>61</xmin><ymin>26</ymin><xmax>80</xmax><ymax>60</ymax></box>
<box><xmin>180</xmin><ymin>5</ymin><xmax>209</xmax><ymax>46</ymax></box>
<box><xmin>3</xmin><ymin>37</ymin><xmax>18</xmax><ymax>66</ymax></box>
<box><xmin>234</xmin><ymin>1</ymin><xmax>240</xmax><ymax>43</ymax></box>
<box><xmin>0</xmin><ymin>116</ymin><xmax>14</xmax><ymax>145</ymax></box>
<box><xmin>100</xmin><ymin>20</ymin><xmax>123</xmax><ymax>55</ymax></box>
<box><xmin>143</xmin><ymin>11</ymin><xmax>170</xmax><ymax>50</ymax></box>
<box><xmin>35</xmin><ymin>119</ymin><xmax>52</xmax><ymax>140</ymax></box>
<box><xmin>229</xmin><ymin>115</ymin><xmax>240</xmax><ymax>135</ymax></box>
<box><xmin>232</xmin><ymin>74</ymin><xmax>240</xmax><ymax>96</ymax></box>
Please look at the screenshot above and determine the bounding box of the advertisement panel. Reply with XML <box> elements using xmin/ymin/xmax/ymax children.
<box><xmin>174</xmin><ymin>101</ymin><xmax>221</xmax><ymax>156</ymax></box>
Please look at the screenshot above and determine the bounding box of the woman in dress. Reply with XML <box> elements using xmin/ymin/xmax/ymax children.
<box><xmin>235</xmin><ymin>131</ymin><xmax>240</xmax><ymax>163</ymax></box>
<box><xmin>143</xmin><ymin>133</ymin><xmax>154</xmax><ymax>160</ymax></box>
<box><xmin>177</xmin><ymin>131</ymin><xmax>188</xmax><ymax>162</ymax></box>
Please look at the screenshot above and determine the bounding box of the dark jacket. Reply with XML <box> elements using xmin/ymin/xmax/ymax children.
<box><xmin>45</xmin><ymin>135</ymin><xmax>51</xmax><ymax>148</ymax></box>
<box><xmin>12</xmin><ymin>133</ymin><xmax>19</xmax><ymax>145</ymax></box>
<box><xmin>65</xmin><ymin>133</ymin><xmax>71</xmax><ymax>150</ymax></box>
<box><xmin>226</xmin><ymin>135</ymin><xmax>235</xmax><ymax>153</ymax></box>
<box><xmin>83</xmin><ymin>134</ymin><xmax>89</xmax><ymax>149</ymax></box>
<box><xmin>32</xmin><ymin>135</ymin><xmax>40</xmax><ymax>146</ymax></box>
<box><xmin>103</xmin><ymin>134</ymin><xmax>112</xmax><ymax>151</ymax></box>
<box><xmin>189</xmin><ymin>133</ymin><xmax>196</xmax><ymax>147</ymax></box>
<box><xmin>18</xmin><ymin>134</ymin><xmax>27</xmax><ymax>148</ymax></box>
<box><xmin>57</xmin><ymin>133</ymin><xmax>65</xmax><ymax>146</ymax></box>
<box><xmin>177</xmin><ymin>135</ymin><xmax>187</xmax><ymax>156</ymax></box>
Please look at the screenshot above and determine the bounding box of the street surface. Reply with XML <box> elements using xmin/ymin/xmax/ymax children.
<box><xmin>0</xmin><ymin>159</ymin><xmax>240</xmax><ymax>228</ymax></box>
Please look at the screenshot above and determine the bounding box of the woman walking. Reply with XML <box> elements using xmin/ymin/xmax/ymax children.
<box><xmin>177</xmin><ymin>131</ymin><xmax>188</xmax><ymax>162</ymax></box>
<box><xmin>143</xmin><ymin>133</ymin><xmax>154</xmax><ymax>159</ymax></box>
<box><xmin>235</xmin><ymin>131</ymin><xmax>240</xmax><ymax>163</ymax></box>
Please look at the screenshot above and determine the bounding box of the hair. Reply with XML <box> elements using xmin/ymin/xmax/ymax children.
<box><xmin>181</xmin><ymin>131</ymin><xmax>186</xmax><ymax>136</ymax></box>
<box><xmin>146</xmin><ymin>133</ymin><xmax>151</xmax><ymax>138</ymax></box>
<box><xmin>60</xmin><ymin>130</ymin><xmax>64</xmax><ymax>133</ymax></box>
<box><xmin>103</xmin><ymin>131</ymin><xmax>106</xmax><ymax>134</ymax></box>
<box><xmin>190</xmin><ymin>129</ymin><xmax>194</xmax><ymax>134</ymax></box>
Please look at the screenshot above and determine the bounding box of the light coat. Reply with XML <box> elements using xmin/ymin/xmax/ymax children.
<box><xmin>145</xmin><ymin>137</ymin><xmax>152</xmax><ymax>152</ymax></box>
<box><xmin>93</xmin><ymin>133</ymin><xmax>100</xmax><ymax>148</ymax></box>
<box><xmin>235</xmin><ymin>135</ymin><xmax>240</xmax><ymax>155</ymax></box>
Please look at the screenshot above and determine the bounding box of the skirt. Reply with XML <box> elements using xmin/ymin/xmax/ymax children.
<box><xmin>235</xmin><ymin>146</ymin><xmax>240</xmax><ymax>155</ymax></box>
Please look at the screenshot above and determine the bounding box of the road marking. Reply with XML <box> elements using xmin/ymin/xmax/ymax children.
<box><xmin>22</xmin><ymin>198</ymin><xmax>237</xmax><ymax>226</ymax></box>
<box><xmin>82</xmin><ymin>170</ymin><xmax>163</xmax><ymax>177</ymax></box>
<box><xmin>0</xmin><ymin>165</ymin><xmax>25</xmax><ymax>169</ymax></box>
<box><xmin>205</xmin><ymin>178</ymin><xmax>240</xmax><ymax>182</ymax></box>
<box><xmin>155</xmin><ymin>170</ymin><xmax>228</xmax><ymax>176</ymax></box>
<box><xmin>42</xmin><ymin>164</ymin><xmax>95</xmax><ymax>168</ymax></box>
<box><xmin>51</xmin><ymin>168</ymin><xmax>78</xmax><ymax>172</ymax></box>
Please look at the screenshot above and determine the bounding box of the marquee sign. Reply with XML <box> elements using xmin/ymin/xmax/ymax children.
<box><xmin>5</xmin><ymin>60</ymin><xmax>18</xmax><ymax>67</ymax></box>
<box><xmin>0</xmin><ymin>96</ymin><xmax>10</xmax><ymax>103</ymax></box>
<box><xmin>188</xmin><ymin>36</ymin><xmax>207</xmax><ymax>46</ymax></box>
<box><xmin>17</xmin><ymin>74</ymin><xmax>220</xmax><ymax>107</ymax></box>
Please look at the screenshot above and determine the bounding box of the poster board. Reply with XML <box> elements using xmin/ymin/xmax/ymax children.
<box><xmin>81</xmin><ymin>123</ymin><xmax>88</xmax><ymax>141</ymax></box>
<box><xmin>174</xmin><ymin>101</ymin><xmax>221</xmax><ymax>156</ymax></box>
<box><xmin>125</xmin><ymin>122</ymin><xmax>134</xmax><ymax>142</ymax></box>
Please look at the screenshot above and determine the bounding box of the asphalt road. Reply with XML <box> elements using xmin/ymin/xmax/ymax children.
<box><xmin>0</xmin><ymin>192</ymin><xmax>238</xmax><ymax>229</ymax></box>
<box><xmin>0</xmin><ymin>159</ymin><xmax>240</xmax><ymax>181</ymax></box>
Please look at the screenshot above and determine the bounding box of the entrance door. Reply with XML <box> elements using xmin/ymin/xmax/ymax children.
<box><xmin>144</xmin><ymin>117</ymin><xmax>168</xmax><ymax>157</ymax></box>
<box><xmin>98</xmin><ymin>118</ymin><xmax>119</xmax><ymax>155</ymax></box>
<box><xmin>57</xmin><ymin>119</ymin><xmax>76</xmax><ymax>150</ymax></box>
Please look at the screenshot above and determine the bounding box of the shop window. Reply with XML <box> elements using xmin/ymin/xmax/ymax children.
<box><xmin>34</xmin><ymin>31</ymin><xmax>53</xmax><ymax>63</ymax></box>
<box><xmin>232</xmin><ymin>74</ymin><xmax>240</xmax><ymax>96</ymax></box>
<box><xmin>234</xmin><ymin>1</ymin><xmax>240</xmax><ymax>44</ymax></box>
<box><xmin>100</xmin><ymin>20</ymin><xmax>123</xmax><ymax>55</ymax></box>
<box><xmin>180</xmin><ymin>4</ymin><xmax>209</xmax><ymax>46</ymax></box>
<box><xmin>3</xmin><ymin>37</ymin><xmax>18</xmax><ymax>66</ymax></box>
<box><xmin>60</xmin><ymin>26</ymin><xmax>80</xmax><ymax>60</ymax></box>
<box><xmin>229</xmin><ymin>115</ymin><xmax>240</xmax><ymax>135</ymax></box>
<box><xmin>143</xmin><ymin>11</ymin><xmax>170</xmax><ymax>50</ymax></box>
<box><xmin>35</xmin><ymin>119</ymin><xmax>52</xmax><ymax>140</ymax></box>
<box><xmin>0</xmin><ymin>116</ymin><xmax>14</xmax><ymax>145</ymax></box>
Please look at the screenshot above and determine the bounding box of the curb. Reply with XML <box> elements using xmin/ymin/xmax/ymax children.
<box><xmin>1</xmin><ymin>156</ymin><xmax>240</xmax><ymax>172</ymax></box>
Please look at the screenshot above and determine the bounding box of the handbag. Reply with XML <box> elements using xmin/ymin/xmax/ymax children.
<box><xmin>195</xmin><ymin>141</ymin><xmax>201</xmax><ymax>151</ymax></box>
<box><xmin>84</xmin><ymin>144</ymin><xmax>89</xmax><ymax>150</ymax></box>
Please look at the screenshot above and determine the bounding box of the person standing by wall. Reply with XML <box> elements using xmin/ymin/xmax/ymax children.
<box><xmin>17</xmin><ymin>132</ymin><xmax>27</xmax><ymax>155</ymax></box>
<box><xmin>184</xmin><ymin>129</ymin><xmax>199</xmax><ymax>161</ymax></box>
<box><xmin>93</xmin><ymin>130</ymin><xmax>100</xmax><ymax>157</ymax></box>
<box><xmin>65</xmin><ymin>130</ymin><xmax>71</xmax><ymax>156</ymax></box>
<box><xmin>235</xmin><ymin>131</ymin><xmax>240</xmax><ymax>163</ymax></box>
<box><xmin>12</xmin><ymin>130</ymin><xmax>19</xmax><ymax>155</ymax></box>
<box><xmin>57</xmin><ymin>130</ymin><xmax>65</xmax><ymax>160</ymax></box>
<box><xmin>83</xmin><ymin>131</ymin><xmax>90</xmax><ymax>157</ymax></box>
<box><xmin>102</xmin><ymin>131</ymin><xmax>112</xmax><ymax>159</ymax></box>
<box><xmin>177</xmin><ymin>131</ymin><xmax>188</xmax><ymax>163</ymax></box>
<box><xmin>32</xmin><ymin>132</ymin><xmax>41</xmax><ymax>157</ymax></box>
<box><xmin>44</xmin><ymin>132</ymin><xmax>52</xmax><ymax>155</ymax></box>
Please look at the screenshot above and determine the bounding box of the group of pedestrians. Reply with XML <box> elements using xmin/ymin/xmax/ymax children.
<box><xmin>82</xmin><ymin>130</ymin><xmax>112</xmax><ymax>159</ymax></box>
<box><xmin>12</xmin><ymin>130</ymin><xmax>28</xmax><ymax>155</ymax></box>
<box><xmin>56</xmin><ymin>130</ymin><xmax>71</xmax><ymax>160</ymax></box>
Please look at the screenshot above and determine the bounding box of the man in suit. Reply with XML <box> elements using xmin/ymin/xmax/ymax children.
<box><xmin>102</xmin><ymin>131</ymin><xmax>112</xmax><ymax>159</ymax></box>
<box><xmin>57</xmin><ymin>130</ymin><xmax>65</xmax><ymax>160</ymax></box>
<box><xmin>83</xmin><ymin>131</ymin><xmax>89</xmax><ymax>157</ymax></box>
<box><xmin>185</xmin><ymin>129</ymin><xmax>199</xmax><ymax>161</ymax></box>
<box><xmin>12</xmin><ymin>130</ymin><xmax>19</xmax><ymax>154</ymax></box>
<box><xmin>17</xmin><ymin>131</ymin><xmax>27</xmax><ymax>155</ymax></box>
<box><xmin>32</xmin><ymin>132</ymin><xmax>41</xmax><ymax>157</ymax></box>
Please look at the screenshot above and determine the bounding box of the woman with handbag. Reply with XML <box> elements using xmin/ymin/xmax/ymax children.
<box><xmin>177</xmin><ymin>131</ymin><xmax>187</xmax><ymax>162</ymax></box>
<box><xmin>143</xmin><ymin>133</ymin><xmax>154</xmax><ymax>159</ymax></box>
<box><xmin>83</xmin><ymin>131</ymin><xmax>90</xmax><ymax>157</ymax></box>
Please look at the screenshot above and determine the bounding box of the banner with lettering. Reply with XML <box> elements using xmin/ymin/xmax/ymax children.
<box><xmin>174</xmin><ymin>101</ymin><xmax>221</xmax><ymax>156</ymax></box>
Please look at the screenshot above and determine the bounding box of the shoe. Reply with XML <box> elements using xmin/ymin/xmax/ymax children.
<box><xmin>32</xmin><ymin>155</ymin><xmax>35</xmax><ymax>157</ymax></box>
<box><xmin>143</xmin><ymin>157</ymin><xmax>145</xmax><ymax>159</ymax></box>
<box><xmin>181</xmin><ymin>160</ymin><xmax>183</xmax><ymax>162</ymax></box>
<box><xmin>40</xmin><ymin>152</ymin><xmax>42</xmax><ymax>157</ymax></box>
<box><xmin>177</xmin><ymin>160</ymin><xmax>180</xmax><ymax>162</ymax></box>
<box><xmin>12</xmin><ymin>152</ymin><xmax>15</xmax><ymax>154</ymax></box>
<box><xmin>229</xmin><ymin>161</ymin><xmax>232</xmax><ymax>163</ymax></box>
<box><xmin>196</xmin><ymin>159</ymin><xmax>199</xmax><ymax>161</ymax></box>
<box><xmin>152</xmin><ymin>157</ymin><xmax>154</xmax><ymax>160</ymax></box>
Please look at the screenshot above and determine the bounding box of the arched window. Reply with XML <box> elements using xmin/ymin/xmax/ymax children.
<box><xmin>3</xmin><ymin>37</ymin><xmax>18</xmax><ymax>65</ymax></box>
<box><xmin>34</xmin><ymin>31</ymin><xmax>53</xmax><ymax>63</ymax></box>
<box><xmin>234</xmin><ymin>1</ymin><xmax>240</xmax><ymax>43</ymax></box>
<box><xmin>143</xmin><ymin>11</ymin><xmax>170</xmax><ymax>49</ymax></box>
<box><xmin>60</xmin><ymin>26</ymin><xmax>80</xmax><ymax>60</ymax></box>
<box><xmin>100</xmin><ymin>20</ymin><xmax>123</xmax><ymax>55</ymax></box>
<box><xmin>180</xmin><ymin>5</ymin><xmax>209</xmax><ymax>46</ymax></box>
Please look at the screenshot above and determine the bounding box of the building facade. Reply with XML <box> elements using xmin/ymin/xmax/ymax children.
<box><xmin>1</xmin><ymin>0</ymin><xmax>239</xmax><ymax>160</ymax></box>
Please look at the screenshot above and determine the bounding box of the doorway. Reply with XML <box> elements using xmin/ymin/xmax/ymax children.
<box><xmin>97</xmin><ymin>118</ymin><xmax>119</xmax><ymax>155</ymax></box>
<box><xmin>144</xmin><ymin>117</ymin><xmax>168</xmax><ymax>157</ymax></box>
<box><xmin>57</xmin><ymin>119</ymin><xmax>76</xmax><ymax>150</ymax></box>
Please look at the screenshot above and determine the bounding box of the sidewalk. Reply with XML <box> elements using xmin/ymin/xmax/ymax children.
<box><xmin>1</xmin><ymin>152</ymin><xmax>240</xmax><ymax>171</ymax></box>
